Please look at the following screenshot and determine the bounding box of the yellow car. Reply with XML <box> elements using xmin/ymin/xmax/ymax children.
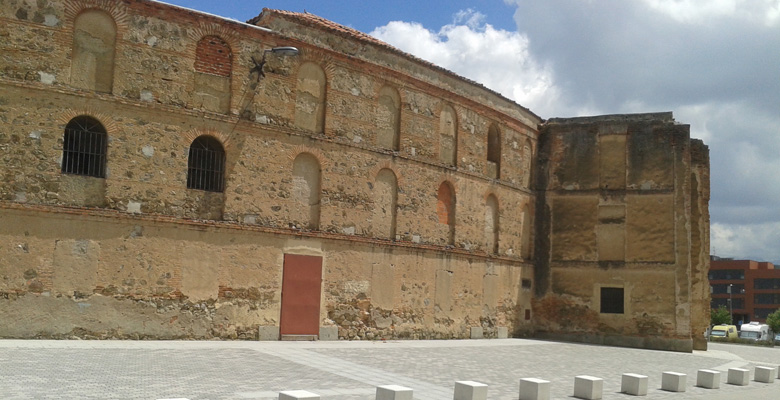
<box><xmin>710</xmin><ymin>324</ymin><xmax>738</xmax><ymax>339</ymax></box>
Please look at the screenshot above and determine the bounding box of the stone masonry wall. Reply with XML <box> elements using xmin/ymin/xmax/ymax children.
<box><xmin>0</xmin><ymin>0</ymin><xmax>539</xmax><ymax>340</ymax></box>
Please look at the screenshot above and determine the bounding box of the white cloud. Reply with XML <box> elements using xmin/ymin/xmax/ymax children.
<box><xmin>642</xmin><ymin>0</ymin><xmax>780</xmax><ymax>26</ymax></box>
<box><xmin>370</xmin><ymin>10</ymin><xmax>561</xmax><ymax>116</ymax></box>
<box><xmin>712</xmin><ymin>222</ymin><xmax>780</xmax><ymax>263</ymax></box>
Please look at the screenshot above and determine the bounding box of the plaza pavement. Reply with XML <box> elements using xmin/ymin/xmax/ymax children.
<box><xmin>0</xmin><ymin>338</ymin><xmax>778</xmax><ymax>400</ymax></box>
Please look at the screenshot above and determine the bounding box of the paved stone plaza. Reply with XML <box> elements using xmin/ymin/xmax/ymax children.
<box><xmin>0</xmin><ymin>339</ymin><xmax>777</xmax><ymax>399</ymax></box>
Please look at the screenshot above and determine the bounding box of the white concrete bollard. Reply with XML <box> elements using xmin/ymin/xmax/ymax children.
<box><xmin>661</xmin><ymin>371</ymin><xmax>686</xmax><ymax>392</ymax></box>
<box><xmin>279</xmin><ymin>390</ymin><xmax>320</xmax><ymax>400</ymax></box>
<box><xmin>519</xmin><ymin>378</ymin><xmax>550</xmax><ymax>400</ymax></box>
<box><xmin>376</xmin><ymin>385</ymin><xmax>413</xmax><ymax>400</ymax></box>
<box><xmin>754</xmin><ymin>366</ymin><xmax>776</xmax><ymax>383</ymax></box>
<box><xmin>696</xmin><ymin>369</ymin><xmax>721</xmax><ymax>389</ymax></box>
<box><xmin>727</xmin><ymin>368</ymin><xmax>750</xmax><ymax>386</ymax></box>
<box><xmin>620</xmin><ymin>373</ymin><xmax>648</xmax><ymax>396</ymax></box>
<box><xmin>453</xmin><ymin>381</ymin><xmax>488</xmax><ymax>400</ymax></box>
<box><xmin>573</xmin><ymin>375</ymin><xmax>603</xmax><ymax>400</ymax></box>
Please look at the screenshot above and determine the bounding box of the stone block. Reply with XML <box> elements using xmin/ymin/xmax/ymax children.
<box><xmin>258</xmin><ymin>326</ymin><xmax>280</xmax><ymax>341</ymax></box>
<box><xmin>754</xmin><ymin>366</ymin><xmax>776</xmax><ymax>383</ymax></box>
<box><xmin>453</xmin><ymin>380</ymin><xmax>488</xmax><ymax>400</ymax></box>
<box><xmin>727</xmin><ymin>368</ymin><xmax>750</xmax><ymax>386</ymax></box>
<box><xmin>573</xmin><ymin>375</ymin><xmax>603</xmax><ymax>400</ymax></box>
<box><xmin>319</xmin><ymin>326</ymin><xmax>338</xmax><ymax>341</ymax></box>
<box><xmin>519</xmin><ymin>378</ymin><xmax>550</xmax><ymax>400</ymax></box>
<box><xmin>620</xmin><ymin>373</ymin><xmax>648</xmax><ymax>396</ymax></box>
<box><xmin>661</xmin><ymin>371</ymin><xmax>686</xmax><ymax>392</ymax></box>
<box><xmin>470</xmin><ymin>326</ymin><xmax>483</xmax><ymax>339</ymax></box>
<box><xmin>696</xmin><ymin>369</ymin><xmax>720</xmax><ymax>389</ymax></box>
<box><xmin>279</xmin><ymin>390</ymin><xmax>320</xmax><ymax>400</ymax></box>
<box><xmin>376</xmin><ymin>385</ymin><xmax>413</xmax><ymax>400</ymax></box>
<box><xmin>497</xmin><ymin>327</ymin><xmax>508</xmax><ymax>339</ymax></box>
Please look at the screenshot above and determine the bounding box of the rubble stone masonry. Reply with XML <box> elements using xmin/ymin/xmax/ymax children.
<box><xmin>0</xmin><ymin>0</ymin><xmax>709</xmax><ymax>350</ymax></box>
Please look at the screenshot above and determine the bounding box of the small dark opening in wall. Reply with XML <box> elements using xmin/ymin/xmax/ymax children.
<box><xmin>61</xmin><ymin>116</ymin><xmax>107</xmax><ymax>178</ymax></box>
<box><xmin>187</xmin><ymin>135</ymin><xmax>225</xmax><ymax>192</ymax></box>
<box><xmin>521</xmin><ymin>279</ymin><xmax>532</xmax><ymax>289</ymax></box>
<box><xmin>600</xmin><ymin>287</ymin><xmax>624</xmax><ymax>314</ymax></box>
<box><xmin>525</xmin><ymin>309</ymin><xmax>531</xmax><ymax>320</ymax></box>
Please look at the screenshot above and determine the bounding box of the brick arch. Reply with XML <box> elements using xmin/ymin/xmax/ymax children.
<box><xmin>181</xmin><ymin>129</ymin><xmax>232</xmax><ymax>151</ymax></box>
<box><xmin>370</xmin><ymin>161</ymin><xmax>403</xmax><ymax>186</ymax></box>
<box><xmin>186</xmin><ymin>24</ymin><xmax>240</xmax><ymax>57</ymax></box>
<box><xmin>63</xmin><ymin>0</ymin><xmax>129</xmax><ymax>31</ymax></box>
<box><xmin>58</xmin><ymin>109</ymin><xmax>118</xmax><ymax>137</ymax></box>
<box><xmin>482</xmin><ymin>188</ymin><xmax>500</xmax><ymax>204</ymax></box>
<box><xmin>286</xmin><ymin>145</ymin><xmax>328</xmax><ymax>169</ymax></box>
<box><xmin>295</xmin><ymin>48</ymin><xmax>337</xmax><ymax>78</ymax></box>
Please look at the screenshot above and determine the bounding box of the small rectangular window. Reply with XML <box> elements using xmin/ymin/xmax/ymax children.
<box><xmin>600</xmin><ymin>287</ymin><xmax>624</xmax><ymax>314</ymax></box>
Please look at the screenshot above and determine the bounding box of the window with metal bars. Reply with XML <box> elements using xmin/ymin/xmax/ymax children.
<box><xmin>600</xmin><ymin>287</ymin><xmax>624</xmax><ymax>314</ymax></box>
<box><xmin>187</xmin><ymin>136</ymin><xmax>225</xmax><ymax>192</ymax></box>
<box><xmin>61</xmin><ymin>116</ymin><xmax>108</xmax><ymax>178</ymax></box>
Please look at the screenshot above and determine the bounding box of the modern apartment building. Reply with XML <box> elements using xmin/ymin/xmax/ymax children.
<box><xmin>710</xmin><ymin>258</ymin><xmax>780</xmax><ymax>324</ymax></box>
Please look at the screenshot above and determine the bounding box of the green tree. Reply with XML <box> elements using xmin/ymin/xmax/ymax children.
<box><xmin>711</xmin><ymin>305</ymin><xmax>732</xmax><ymax>325</ymax></box>
<box><xmin>766</xmin><ymin>309</ymin><xmax>780</xmax><ymax>337</ymax></box>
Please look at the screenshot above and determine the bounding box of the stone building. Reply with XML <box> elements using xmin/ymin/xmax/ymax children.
<box><xmin>0</xmin><ymin>0</ymin><xmax>710</xmax><ymax>351</ymax></box>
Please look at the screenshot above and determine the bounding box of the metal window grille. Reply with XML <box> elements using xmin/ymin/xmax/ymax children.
<box><xmin>61</xmin><ymin>116</ymin><xmax>107</xmax><ymax>178</ymax></box>
<box><xmin>600</xmin><ymin>287</ymin><xmax>624</xmax><ymax>314</ymax></box>
<box><xmin>187</xmin><ymin>136</ymin><xmax>225</xmax><ymax>192</ymax></box>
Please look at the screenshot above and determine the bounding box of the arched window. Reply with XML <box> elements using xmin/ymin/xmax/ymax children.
<box><xmin>193</xmin><ymin>36</ymin><xmax>232</xmax><ymax>113</ymax></box>
<box><xmin>71</xmin><ymin>10</ymin><xmax>116</xmax><ymax>93</ymax></box>
<box><xmin>377</xmin><ymin>86</ymin><xmax>401</xmax><ymax>150</ymax></box>
<box><xmin>439</xmin><ymin>104</ymin><xmax>457</xmax><ymax>166</ymax></box>
<box><xmin>374</xmin><ymin>169</ymin><xmax>398</xmax><ymax>239</ymax></box>
<box><xmin>292</xmin><ymin>153</ymin><xmax>321</xmax><ymax>230</ymax></box>
<box><xmin>187</xmin><ymin>136</ymin><xmax>225</xmax><ymax>192</ymax></box>
<box><xmin>487</xmin><ymin>123</ymin><xmax>501</xmax><ymax>179</ymax></box>
<box><xmin>521</xmin><ymin>203</ymin><xmax>533</xmax><ymax>260</ymax></box>
<box><xmin>61</xmin><ymin>116</ymin><xmax>108</xmax><ymax>178</ymax></box>
<box><xmin>485</xmin><ymin>194</ymin><xmax>499</xmax><ymax>253</ymax></box>
<box><xmin>295</xmin><ymin>62</ymin><xmax>327</xmax><ymax>134</ymax></box>
<box><xmin>437</xmin><ymin>182</ymin><xmax>456</xmax><ymax>245</ymax></box>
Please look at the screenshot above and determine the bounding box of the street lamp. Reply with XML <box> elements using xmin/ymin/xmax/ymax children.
<box><xmin>250</xmin><ymin>46</ymin><xmax>300</xmax><ymax>81</ymax></box>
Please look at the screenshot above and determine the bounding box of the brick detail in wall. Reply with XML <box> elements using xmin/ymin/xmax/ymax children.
<box><xmin>437</xmin><ymin>183</ymin><xmax>454</xmax><ymax>225</ymax></box>
<box><xmin>195</xmin><ymin>36</ymin><xmax>232</xmax><ymax>77</ymax></box>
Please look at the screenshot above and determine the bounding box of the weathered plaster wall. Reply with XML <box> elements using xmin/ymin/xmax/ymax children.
<box><xmin>534</xmin><ymin>113</ymin><xmax>710</xmax><ymax>352</ymax></box>
<box><xmin>0</xmin><ymin>206</ymin><xmax>532</xmax><ymax>339</ymax></box>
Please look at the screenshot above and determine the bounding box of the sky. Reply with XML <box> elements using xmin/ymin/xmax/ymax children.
<box><xmin>160</xmin><ymin>1</ymin><xmax>780</xmax><ymax>264</ymax></box>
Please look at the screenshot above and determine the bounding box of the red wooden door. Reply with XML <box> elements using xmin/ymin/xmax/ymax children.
<box><xmin>279</xmin><ymin>254</ymin><xmax>323</xmax><ymax>337</ymax></box>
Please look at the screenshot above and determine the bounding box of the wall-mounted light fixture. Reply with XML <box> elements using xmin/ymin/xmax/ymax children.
<box><xmin>250</xmin><ymin>46</ymin><xmax>300</xmax><ymax>81</ymax></box>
